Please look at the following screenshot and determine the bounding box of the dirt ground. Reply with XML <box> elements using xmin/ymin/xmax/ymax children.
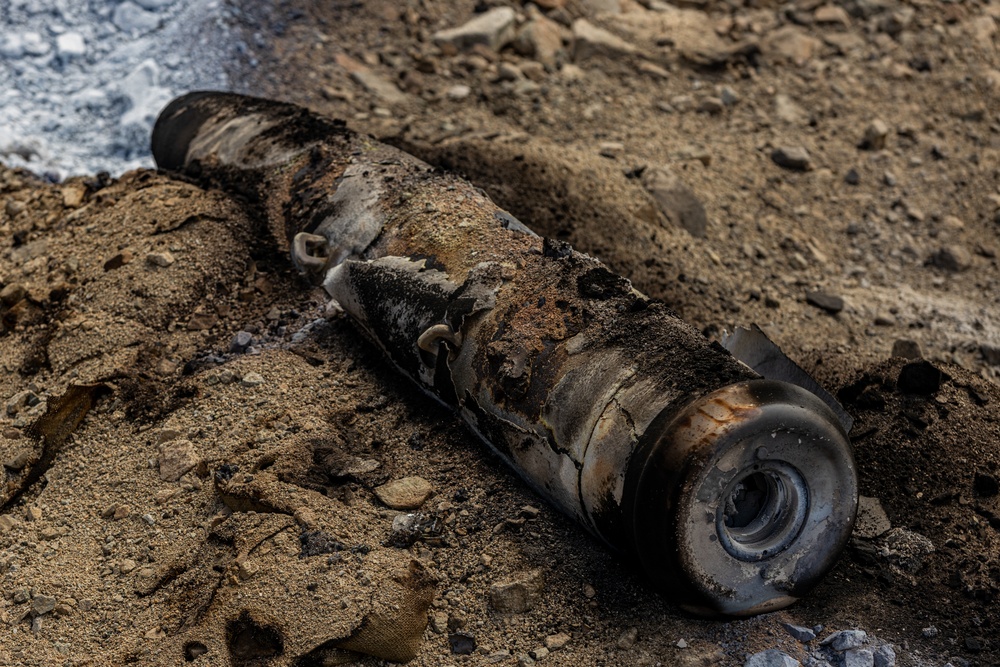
<box><xmin>2</xmin><ymin>0</ymin><xmax>1000</xmax><ymax>665</ymax></box>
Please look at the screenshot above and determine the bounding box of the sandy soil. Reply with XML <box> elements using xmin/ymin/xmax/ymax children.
<box><xmin>1</xmin><ymin>0</ymin><xmax>999</xmax><ymax>665</ymax></box>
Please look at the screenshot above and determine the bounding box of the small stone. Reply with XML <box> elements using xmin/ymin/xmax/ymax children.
<box><xmin>4</xmin><ymin>450</ymin><xmax>31</xmax><ymax>471</ymax></box>
<box><xmin>0</xmin><ymin>515</ymin><xmax>18</xmax><ymax>533</ymax></box>
<box><xmin>145</xmin><ymin>251</ymin><xmax>175</xmax><ymax>267</ymax></box>
<box><xmin>39</xmin><ymin>527</ymin><xmax>60</xmax><ymax>541</ymax></box>
<box><xmin>53</xmin><ymin>604</ymin><xmax>74</xmax><ymax>616</ymax></box>
<box><xmin>855</xmin><ymin>496</ymin><xmax>892</xmax><ymax>539</ymax></box>
<box><xmin>572</xmin><ymin>19</ymin><xmax>639</xmax><ymax>62</ymax></box>
<box><xmin>21</xmin><ymin>32</ymin><xmax>50</xmax><ymax>57</ymax></box>
<box><xmin>873</xmin><ymin>644</ymin><xmax>896</xmax><ymax>667</ymax></box>
<box><xmin>921</xmin><ymin>626</ymin><xmax>938</xmax><ymax>638</ymax></box>
<box><xmin>512</xmin><ymin>15</ymin><xmax>564</xmax><ymax>68</ymax></box>
<box><xmin>159</xmin><ymin>439</ymin><xmax>200</xmax><ymax>482</ymax></box>
<box><xmin>5</xmin><ymin>389</ymin><xmax>37</xmax><ymax>416</ymax></box>
<box><xmin>121</xmin><ymin>559</ymin><xmax>138</xmax><ymax>574</ymax></box>
<box><xmin>113</xmin><ymin>2</ymin><xmax>162</xmax><ymax>36</ymax></box>
<box><xmin>0</xmin><ymin>283</ymin><xmax>27</xmax><ymax>306</ymax></box>
<box><xmin>434</xmin><ymin>7</ymin><xmax>517</xmax><ymax>53</ymax></box>
<box><xmin>874</xmin><ymin>313</ymin><xmax>895</xmax><ymax>326</ymax></box>
<box><xmin>720</xmin><ymin>86</ymin><xmax>739</xmax><ymax>106</ymax></box>
<box><xmin>241</xmin><ymin>372</ymin><xmax>265</xmax><ymax>387</ymax></box>
<box><xmin>744</xmin><ymin>649</ymin><xmax>800</xmax><ymax>667</ymax></box>
<box><xmin>698</xmin><ymin>97</ymin><xmax>724</xmax><ymax>114</ymax></box>
<box><xmin>582</xmin><ymin>584</ymin><xmax>596</xmax><ymax>599</ymax></box>
<box><xmin>676</xmin><ymin>639</ymin><xmax>689</xmax><ymax>649</ymax></box>
<box><xmin>965</xmin><ymin>637</ymin><xmax>982</xmax><ymax>653</ymax></box>
<box><xmin>883</xmin><ymin>171</ymin><xmax>897</xmax><ymax>187</ymax></box>
<box><xmin>598</xmin><ymin>142</ymin><xmax>625</xmax><ymax>158</ymax></box>
<box><xmin>529</xmin><ymin>647</ymin><xmax>550</xmax><ymax>661</ymax></box>
<box><xmin>449</xmin><ymin>632</ymin><xmax>476</xmax><ymax>655</ymax></box>
<box><xmin>640</xmin><ymin>166</ymin><xmax>708</xmax><ymax>238</ymax></box>
<box><xmin>230</xmin><ymin>331</ymin><xmax>253</xmax><ymax>353</ymax></box>
<box><xmin>774</xmin><ymin>94</ymin><xmax>808</xmax><ymax>124</ymax></box>
<box><xmin>60</xmin><ymin>184</ymin><xmax>86</xmax><ymax>208</ymax></box>
<box><xmin>783</xmin><ymin>623</ymin><xmax>816</xmax><ymax>642</ymax></box>
<box><xmin>103</xmin><ymin>250</ymin><xmax>134</xmax><ymax>271</ymax></box>
<box><xmin>859</xmin><ymin>120</ymin><xmax>889</xmax><ymax>150</ymax></box>
<box><xmin>638</xmin><ymin>61</ymin><xmax>670</xmax><ymax>79</ymax></box>
<box><xmin>821</xmin><ymin>630</ymin><xmax>867</xmax><ymax>651</ymax></box>
<box><xmin>56</xmin><ymin>32</ymin><xmax>86</xmax><ymax>60</ymax></box>
<box><xmin>445</xmin><ymin>84</ymin><xmax>472</xmax><ymax>100</ymax></box>
<box><xmin>772</xmin><ymin>146</ymin><xmax>813</xmax><ymax>171</ymax></box>
<box><xmin>973</xmin><ymin>472</ymin><xmax>1000</xmax><ymax>498</ymax></box>
<box><xmin>617</xmin><ymin>627</ymin><xmax>638</xmax><ymax>650</ymax></box>
<box><xmin>928</xmin><ymin>245</ymin><xmax>972</xmax><ymax>272</ymax></box>
<box><xmin>430</xmin><ymin>611</ymin><xmax>449</xmax><ymax>634</ymax></box>
<box><xmin>891</xmin><ymin>339</ymin><xmax>922</xmax><ymax>360</ymax></box>
<box><xmin>765</xmin><ymin>25</ymin><xmax>822</xmax><ymax>65</ymax></box>
<box><xmin>545</xmin><ymin>633</ymin><xmax>571</xmax><ymax>650</ymax></box>
<box><xmin>843</xmin><ymin>649</ymin><xmax>874</xmax><ymax>667</ymax></box>
<box><xmin>845</xmin><ymin>168</ymin><xmax>860</xmax><ymax>185</ymax></box>
<box><xmin>489</xmin><ymin>568</ymin><xmax>545</xmax><ymax>613</ymax></box>
<box><xmin>806</xmin><ymin>291</ymin><xmax>844</xmax><ymax>314</ymax></box>
<box><xmin>25</xmin><ymin>506</ymin><xmax>42</xmax><ymax>521</ymax></box>
<box><xmin>897</xmin><ymin>360</ymin><xmax>943</xmax><ymax>395</ymax></box>
<box><xmin>186</xmin><ymin>311</ymin><xmax>218</xmax><ymax>331</ymax></box>
<box><xmin>375</xmin><ymin>476</ymin><xmax>434</xmax><ymax>510</ymax></box>
<box><xmin>815</xmin><ymin>5</ymin><xmax>851</xmax><ymax>26</ymax></box>
<box><xmin>238</xmin><ymin>559</ymin><xmax>259</xmax><ymax>580</ymax></box>
<box><xmin>31</xmin><ymin>596</ymin><xmax>57</xmax><ymax>617</ymax></box>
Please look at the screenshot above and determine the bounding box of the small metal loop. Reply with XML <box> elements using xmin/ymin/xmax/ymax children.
<box><xmin>417</xmin><ymin>323</ymin><xmax>463</xmax><ymax>362</ymax></box>
<box><xmin>292</xmin><ymin>232</ymin><xmax>330</xmax><ymax>273</ymax></box>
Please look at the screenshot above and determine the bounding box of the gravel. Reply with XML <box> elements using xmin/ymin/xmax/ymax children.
<box><xmin>0</xmin><ymin>0</ymin><xmax>242</xmax><ymax>179</ymax></box>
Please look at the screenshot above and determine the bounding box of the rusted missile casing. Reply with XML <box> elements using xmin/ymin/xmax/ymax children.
<box><xmin>152</xmin><ymin>92</ymin><xmax>858</xmax><ymax>616</ymax></box>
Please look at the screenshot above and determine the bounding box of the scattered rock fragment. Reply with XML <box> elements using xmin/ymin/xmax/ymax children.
<box><xmin>230</xmin><ymin>331</ymin><xmax>253</xmax><ymax>353</ymax></box>
<box><xmin>0</xmin><ymin>283</ymin><xmax>27</xmax><ymax>307</ymax></box>
<box><xmin>158</xmin><ymin>438</ymin><xmax>200</xmax><ymax>482</ymax></box>
<box><xmin>876</xmin><ymin>528</ymin><xmax>934</xmax><ymax>572</ymax></box>
<box><xmin>0</xmin><ymin>515</ymin><xmax>18</xmax><ymax>533</ymax></box>
<box><xmin>814</xmin><ymin>5</ymin><xmax>851</xmax><ymax>27</ymax></box>
<box><xmin>640</xmin><ymin>166</ymin><xmax>708</xmax><ymax>238</ymax></box>
<box><xmin>31</xmin><ymin>595</ymin><xmax>57</xmax><ymax>617</ymax></box>
<box><xmin>375</xmin><ymin>476</ymin><xmax>433</xmax><ymax>510</ymax></box>
<box><xmin>545</xmin><ymin>633</ymin><xmax>571</xmax><ymax>650</ymax></box>
<box><xmin>843</xmin><ymin>648</ymin><xmax>874</xmax><ymax>667</ymax></box>
<box><xmin>765</xmin><ymin>26</ymin><xmax>822</xmax><ymax>65</ymax></box>
<box><xmin>145</xmin><ymin>250</ymin><xmax>175</xmax><ymax>267</ymax></box>
<box><xmin>873</xmin><ymin>644</ymin><xmax>896</xmax><ymax>667</ymax></box>
<box><xmin>783</xmin><ymin>623</ymin><xmax>817</xmax><ymax>642</ymax></box>
<box><xmin>489</xmin><ymin>568</ymin><xmax>545</xmax><ymax>613</ymax></box>
<box><xmin>821</xmin><ymin>630</ymin><xmax>867</xmax><ymax>652</ymax></box>
<box><xmin>927</xmin><ymin>245</ymin><xmax>972</xmax><ymax>272</ymax></box>
<box><xmin>512</xmin><ymin>12</ymin><xmax>565</xmax><ymax>68</ymax></box>
<box><xmin>433</xmin><ymin>7</ymin><xmax>517</xmax><ymax>54</ymax></box>
<box><xmin>897</xmin><ymin>360</ymin><xmax>943</xmax><ymax>395</ymax></box>
<box><xmin>241</xmin><ymin>371</ymin><xmax>265</xmax><ymax>387</ymax></box>
<box><xmin>745</xmin><ymin>649</ymin><xmax>800</xmax><ymax>667</ymax></box>
<box><xmin>617</xmin><ymin>627</ymin><xmax>638</xmax><ymax>650</ymax></box>
<box><xmin>858</xmin><ymin>120</ymin><xmax>889</xmax><ymax>150</ymax></box>
<box><xmin>572</xmin><ymin>19</ymin><xmax>639</xmax><ymax>61</ymax></box>
<box><xmin>449</xmin><ymin>632</ymin><xmax>476</xmax><ymax>655</ymax></box>
<box><xmin>806</xmin><ymin>291</ymin><xmax>844</xmax><ymax>314</ymax></box>
<box><xmin>855</xmin><ymin>496</ymin><xmax>892</xmax><ymax>539</ymax></box>
<box><xmin>772</xmin><ymin>146</ymin><xmax>813</xmax><ymax>171</ymax></box>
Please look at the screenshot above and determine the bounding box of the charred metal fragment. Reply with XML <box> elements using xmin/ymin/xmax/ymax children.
<box><xmin>153</xmin><ymin>92</ymin><xmax>858</xmax><ymax>617</ymax></box>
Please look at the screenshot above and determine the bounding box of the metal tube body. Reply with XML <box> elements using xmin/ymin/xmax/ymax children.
<box><xmin>153</xmin><ymin>93</ymin><xmax>857</xmax><ymax>616</ymax></box>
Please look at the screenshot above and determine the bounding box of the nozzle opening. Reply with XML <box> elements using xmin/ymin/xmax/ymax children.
<box><xmin>716</xmin><ymin>462</ymin><xmax>808</xmax><ymax>562</ymax></box>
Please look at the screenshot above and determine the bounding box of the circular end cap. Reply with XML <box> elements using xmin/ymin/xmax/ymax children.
<box><xmin>631</xmin><ymin>380</ymin><xmax>857</xmax><ymax>616</ymax></box>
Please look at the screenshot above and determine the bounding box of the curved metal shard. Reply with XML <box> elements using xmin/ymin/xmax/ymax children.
<box><xmin>153</xmin><ymin>92</ymin><xmax>858</xmax><ymax>617</ymax></box>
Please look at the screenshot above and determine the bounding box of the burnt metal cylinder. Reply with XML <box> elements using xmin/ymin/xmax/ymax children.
<box><xmin>152</xmin><ymin>92</ymin><xmax>858</xmax><ymax>616</ymax></box>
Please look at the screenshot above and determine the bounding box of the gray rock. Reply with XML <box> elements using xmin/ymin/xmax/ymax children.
<box><xmin>873</xmin><ymin>644</ymin><xmax>896</xmax><ymax>667</ymax></box>
<box><xmin>112</xmin><ymin>2</ymin><xmax>162</xmax><ymax>36</ymax></box>
<box><xmin>55</xmin><ymin>32</ymin><xmax>86</xmax><ymax>60</ymax></box>
<box><xmin>928</xmin><ymin>245</ymin><xmax>972</xmax><ymax>272</ymax></box>
<box><xmin>859</xmin><ymin>120</ymin><xmax>889</xmax><ymax>150</ymax></box>
<box><xmin>4</xmin><ymin>450</ymin><xmax>32</xmax><ymax>471</ymax></box>
<box><xmin>5</xmin><ymin>390</ymin><xmax>39</xmax><ymax>417</ymax></box>
<box><xmin>806</xmin><ymin>291</ymin><xmax>844</xmax><ymax>314</ymax></box>
<box><xmin>640</xmin><ymin>166</ymin><xmax>708</xmax><ymax>238</ymax></box>
<box><xmin>891</xmin><ymin>339</ymin><xmax>922</xmax><ymax>360</ymax></box>
<box><xmin>158</xmin><ymin>439</ymin><xmax>199</xmax><ymax>482</ymax></box>
<box><xmin>843</xmin><ymin>649</ymin><xmax>874</xmax><ymax>667</ymax></box>
<box><xmin>745</xmin><ymin>649</ymin><xmax>801</xmax><ymax>667</ymax></box>
<box><xmin>921</xmin><ymin>626</ymin><xmax>938</xmax><ymax>638</ymax></box>
<box><xmin>433</xmin><ymin>7</ymin><xmax>517</xmax><ymax>53</ymax></box>
<box><xmin>489</xmin><ymin>568</ymin><xmax>545</xmax><ymax>613</ymax></box>
<box><xmin>855</xmin><ymin>496</ymin><xmax>892</xmax><ymax>539</ymax></box>
<box><xmin>821</xmin><ymin>630</ymin><xmax>867</xmax><ymax>651</ymax></box>
<box><xmin>772</xmin><ymin>146</ymin><xmax>814</xmax><ymax>171</ymax></box>
<box><xmin>513</xmin><ymin>13</ymin><xmax>565</xmax><ymax>68</ymax></box>
<box><xmin>21</xmin><ymin>32</ymin><xmax>50</xmax><ymax>57</ymax></box>
<box><xmin>230</xmin><ymin>331</ymin><xmax>253</xmax><ymax>353</ymax></box>
<box><xmin>0</xmin><ymin>34</ymin><xmax>25</xmax><ymax>58</ymax></box>
<box><xmin>783</xmin><ymin>623</ymin><xmax>817</xmax><ymax>642</ymax></box>
<box><xmin>877</xmin><ymin>528</ymin><xmax>933</xmax><ymax>572</ymax></box>
<box><xmin>572</xmin><ymin>19</ymin><xmax>640</xmax><ymax>61</ymax></box>
<box><xmin>31</xmin><ymin>595</ymin><xmax>56</xmax><ymax>617</ymax></box>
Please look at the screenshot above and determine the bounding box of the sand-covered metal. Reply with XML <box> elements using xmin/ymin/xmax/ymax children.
<box><xmin>152</xmin><ymin>92</ymin><xmax>858</xmax><ymax>616</ymax></box>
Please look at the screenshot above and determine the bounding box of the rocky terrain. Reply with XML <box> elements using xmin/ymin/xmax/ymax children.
<box><xmin>1</xmin><ymin>0</ymin><xmax>1000</xmax><ymax>665</ymax></box>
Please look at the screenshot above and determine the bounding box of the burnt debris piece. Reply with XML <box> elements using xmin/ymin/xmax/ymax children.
<box><xmin>152</xmin><ymin>92</ymin><xmax>858</xmax><ymax>617</ymax></box>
